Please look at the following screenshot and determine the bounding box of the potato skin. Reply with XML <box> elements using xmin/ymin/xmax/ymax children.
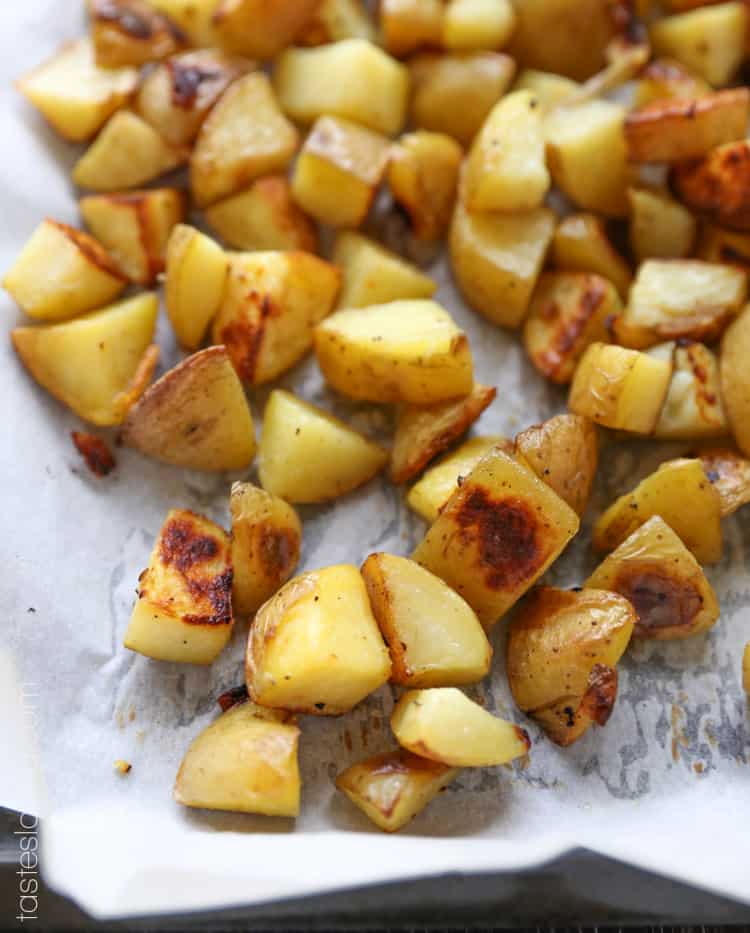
<box><xmin>672</xmin><ymin>141</ymin><xmax>750</xmax><ymax>232</ymax></box>
<box><xmin>695</xmin><ymin>447</ymin><xmax>750</xmax><ymax>517</ymax></box>
<box><xmin>720</xmin><ymin>304</ymin><xmax>750</xmax><ymax>456</ymax></box>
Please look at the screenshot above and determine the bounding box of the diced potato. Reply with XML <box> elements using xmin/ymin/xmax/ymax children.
<box><xmin>587</xmin><ymin>516</ymin><xmax>720</xmax><ymax>640</ymax></box>
<box><xmin>409</xmin><ymin>51</ymin><xmax>516</xmax><ymax>146</ymax></box>
<box><xmin>333</xmin><ymin>232</ymin><xmax>436</xmax><ymax>309</ymax></box>
<box><xmin>649</xmin><ymin>3</ymin><xmax>747</xmax><ymax>87</ymax></box>
<box><xmin>80</xmin><ymin>188</ymin><xmax>186</xmax><ymax>285</ymax></box>
<box><xmin>230</xmin><ymin>482</ymin><xmax>301</xmax><ymax>618</ymax></box>
<box><xmin>628</xmin><ymin>188</ymin><xmax>696</xmax><ymax>264</ymax></box>
<box><xmin>165</xmin><ymin>225</ymin><xmax>228</xmax><ymax>351</ymax></box>
<box><xmin>720</xmin><ymin>303</ymin><xmax>750</xmax><ymax>456</ymax></box>
<box><xmin>514</xmin><ymin>69</ymin><xmax>578</xmax><ymax>111</ymax></box>
<box><xmin>212</xmin><ymin>251</ymin><xmax>340</xmax><ymax>385</ymax></box>
<box><xmin>568</xmin><ymin>343</ymin><xmax>672</xmax><ymax>435</ymax></box>
<box><xmin>258</xmin><ymin>390</ymin><xmax>387</xmax><ymax>503</ymax></box>
<box><xmin>73</xmin><ymin>111</ymin><xmax>187</xmax><ymax>192</ymax></box>
<box><xmin>246</xmin><ymin>565</ymin><xmax>391</xmax><ymax>714</ymax></box>
<box><xmin>507</xmin><ymin>587</ymin><xmax>635</xmax><ymax>745</ymax></box>
<box><xmin>464</xmin><ymin>90</ymin><xmax>549</xmax><ymax>213</ymax></box>
<box><xmin>212</xmin><ymin>0</ymin><xmax>319</xmax><ymax>59</ymax></box>
<box><xmin>514</xmin><ymin>414</ymin><xmax>598</xmax><ymax>517</ymax></box>
<box><xmin>391</xmin><ymin>688</ymin><xmax>530</xmax><ymax>767</ymax></box>
<box><xmin>89</xmin><ymin>0</ymin><xmax>186</xmax><ymax>68</ymax></box>
<box><xmin>274</xmin><ymin>39</ymin><xmax>410</xmax><ymax>136</ymax></box>
<box><xmin>388</xmin><ymin>131</ymin><xmax>462</xmax><ymax>241</ymax></box>
<box><xmin>291</xmin><ymin>117</ymin><xmax>390</xmax><ymax>228</ymax></box>
<box><xmin>672</xmin><ymin>141</ymin><xmax>750</xmax><ymax>232</ymax></box>
<box><xmin>634</xmin><ymin>57</ymin><xmax>711</xmax><ymax>107</ymax></box>
<box><xmin>12</xmin><ymin>293</ymin><xmax>158</xmax><ymax>426</ymax></box>
<box><xmin>190</xmin><ymin>72</ymin><xmax>298</xmax><ymax>208</ymax></box>
<box><xmin>315</xmin><ymin>300</ymin><xmax>474</xmax><ymax>404</ymax></box>
<box><xmin>593</xmin><ymin>458</ymin><xmax>723</xmax><ymax>564</ymax></box>
<box><xmin>205</xmin><ymin>177</ymin><xmax>318</xmax><ymax>254</ymax></box>
<box><xmin>413</xmin><ymin>448</ymin><xmax>579</xmax><ymax>628</ymax></box>
<box><xmin>523</xmin><ymin>272</ymin><xmax>621</xmax><ymax>385</ymax></box>
<box><xmin>390</xmin><ymin>384</ymin><xmax>496</xmax><ymax>484</ymax></box>
<box><xmin>124</xmin><ymin>508</ymin><xmax>234</xmax><ymax>664</ymax></box>
<box><xmin>552</xmin><ymin>213</ymin><xmax>631</xmax><ymax>300</ymax></box>
<box><xmin>653</xmin><ymin>341</ymin><xmax>728</xmax><ymax>440</ymax></box>
<box><xmin>17</xmin><ymin>38</ymin><xmax>138</xmax><ymax>143</ymax></box>
<box><xmin>3</xmin><ymin>220</ymin><xmax>126</xmax><ymax>322</ymax></box>
<box><xmin>697</xmin><ymin>224</ymin><xmax>750</xmax><ymax>268</ymax></box>
<box><xmin>697</xmin><ymin>447</ymin><xmax>750</xmax><ymax>517</ymax></box>
<box><xmin>149</xmin><ymin>0</ymin><xmax>221</xmax><ymax>45</ymax></box>
<box><xmin>121</xmin><ymin>346</ymin><xmax>256</xmax><ymax>471</ymax></box>
<box><xmin>174</xmin><ymin>702</ymin><xmax>300</xmax><ymax>817</ymax></box>
<box><xmin>300</xmin><ymin>0</ymin><xmax>375</xmax><ymax>45</ymax></box>
<box><xmin>450</xmin><ymin>200</ymin><xmax>556</xmax><ymax>328</ymax></box>
<box><xmin>362</xmin><ymin>553</ymin><xmax>491</xmax><ymax>687</ymax></box>
<box><xmin>380</xmin><ymin>0</ymin><xmax>444</xmax><ymax>56</ymax></box>
<box><xmin>336</xmin><ymin>749</ymin><xmax>458</xmax><ymax>833</ymax></box>
<box><xmin>442</xmin><ymin>0</ymin><xmax>516</xmax><ymax>51</ymax></box>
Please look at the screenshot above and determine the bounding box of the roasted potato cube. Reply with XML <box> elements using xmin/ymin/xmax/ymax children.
<box><xmin>450</xmin><ymin>200</ymin><xmax>556</xmax><ymax>328</ymax></box>
<box><xmin>275</xmin><ymin>39</ymin><xmax>409</xmax><ymax>136</ymax></box>
<box><xmin>165</xmin><ymin>225</ymin><xmax>228</xmax><ymax>351</ymax></box>
<box><xmin>587</xmin><ymin>516</ymin><xmax>720</xmax><ymax>640</ymax></box>
<box><xmin>205</xmin><ymin>177</ymin><xmax>318</xmax><ymax>254</ymax></box>
<box><xmin>212</xmin><ymin>0</ymin><xmax>319</xmax><ymax>59</ymax></box>
<box><xmin>174</xmin><ymin>702</ymin><xmax>300</xmax><ymax>817</ymax></box>
<box><xmin>315</xmin><ymin>300</ymin><xmax>473</xmax><ymax>404</ymax></box>
<box><xmin>507</xmin><ymin>587</ymin><xmax>635</xmax><ymax>745</ymax></box>
<box><xmin>246</xmin><ymin>565</ymin><xmax>391</xmax><ymax>715</ymax></box>
<box><xmin>89</xmin><ymin>0</ymin><xmax>186</xmax><ymax>68</ymax></box>
<box><xmin>388</xmin><ymin>131</ymin><xmax>462</xmax><ymax>241</ymax></box>
<box><xmin>697</xmin><ymin>224</ymin><xmax>750</xmax><ymax>268</ymax></box>
<box><xmin>593</xmin><ymin>458</ymin><xmax>722</xmax><ymax>564</ymax></box>
<box><xmin>212</xmin><ymin>251</ymin><xmax>340</xmax><ymax>385</ymax></box>
<box><xmin>514</xmin><ymin>414</ymin><xmax>598</xmax><ymax>517</ymax></box>
<box><xmin>121</xmin><ymin>346</ymin><xmax>256</xmax><ymax>471</ymax></box>
<box><xmin>672</xmin><ymin>141</ymin><xmax>750</xmax><ymax>233</ymax></box>
<box><xmin>80</xmin><ymin>188</ymin><xmax>186</xmax><ymax>285</ymax></box>
<box><xmin>362</xmin><ymin>553</ymin><xmax>491</xmax><ymax>687</ymax></box>
<box><xmin>634</xmin><ymin>57</ymin><xmax>711</xmax><ymax>107</ymax></box>
<box><xmin>523</xmin><ymin>272</ymin><xmax>621</xmax><ymax>385</ymax></box>
<box><xmin>3</xmin><ymin>220</ymin><xmax>126</xmax><ymax>322</ymax></box>
<box><xmin>17</xmin><ymin>38</ymin><xmax>138</xmax><ymax>143</ymax></box>
<box><xmin>720</xmin><ymin>303</ymin><xmax>750</xmax><ymax>456</ymax></box>
<box><xmin>336</xmin><ymin>749</ymin><xmax>458</xmax><ymax>833</ymax></box>
<box><xmin>442</xmin><ymin>0</ymin><xmax>516</xmax><ymax>51</ymax></box>
<box><xmin>259</xmin><ymin>390</ymin><xmax>387</xmax><ymax>503</ymax></box>
<box><xmin>300</xmin><ymin>0</ymin><xmax>375</xmax><ymax>45</ymax></box>
<box><xmin>149</xmin><ymin>0</ymin><xmax>221</xmax><ymax>45</ymax></box>
<box><xmin>514</xmin><ymin>69</ymin><xmax>578</xmax><ymax>111</ymax></box>
<box><xmin>291</xmin><ymin>117</ymin><xmax>390</xmax><ymax>228</ymax></box>
<box><xmin>653</xmin><ymin>341</ymin><xmax>728</xmax><ymax>440</ymax></box>
<box><xmin>697</xmin><ymin>447</ymin><xmax>750</xmax><ymax>517</ymax></box>
<box><xmin>409</xmin><ymin>51</ymin><xmax>516</xmax><ymax>146</ymax></box>
<box><xmin>333</xmin><ymin>232</ymin><xmax>436</xmax><ymax>309</ymax></box>
<box><xmin>568</xmin><ymin>343</ymin><xmax>672</xmax><ymax>434</ymax></box>
<box><xmin>628</xmin><ymin>188</ymin><xmax>696</xmax><ymax>264</ymax></box>
<box><xmin>230</xmin><ymin>482</ymin><xmax>301</xmax><ymax>618</ymax></box>
<box><xmin>391</xmin><ymin>688</ymin><xmax>530</xmax><ymax>767</ymax></box>
<box><xmin>413</xmin><ymin>448</ymin><xmax>579</xmax><ymax>628</ymax></box>
<box><xmin>380</xmin><ymin>0</ymin><xmax>444</xmax><ymax>56</ymax></box>
<box><xmin>124</xmin><ymin>508</ymin><xmax>234</xmax><ymax>664</ymax></box>
<box><xmin>191</xmin><ymin>73</ymin><xmax>298</xmax><ymax>208</ymax></box>
<box><xmin>12</xmin><ymin>293</ymin><xmax>158</xmax><ymax>426</ymax></box>
<box><xmin>390</xmin><ymin>384</ymin><xmax>496</xmax><ymax>484</ymax></box>
<box><xmin>552</xmin><ymin>213</ymin><xmax>631</xmax><ymax>300</ymax></box>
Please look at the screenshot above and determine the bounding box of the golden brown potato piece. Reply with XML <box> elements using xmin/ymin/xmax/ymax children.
<box><xmin>593</xmin><ymin>458</ymin><xmax>723</xmax><ymax>564</ymax></box>
<box><xmin>165</xmin><ymin>225</ymin><xmax>228</xmax><ymax>351</ymax></box>
<box><xmin>124</xmin><ymin>508</ymin><xmax>234</xmax><ymax>664</ymax></box>
<box><xmin>380</xmin><ymin>0</ymin><xmax>444</xmax><ymax>56</ymax></box>
<box><xmin>628</xmin><ymin>188</ymin><xmax>696</xmax><ymax>263</ymax></box>
<box><xmin>672</xmin><ymin>141</ymin><xmax>750</xmax><ymax>233</ymax></box>
<box><xmin>413</xmin><ymin>447</ymin><xmax>579</xmax><ymax>629</ymax></box>
<box><xmin>653</xmin><ymin>341</ymin><xmax>728</xmax><ymax>440</ymax></box>
<box><xmin>523</xmin><ymin>272</ymin><xmax>621</xmax><ymax>385</ymax></box>
<box><xmin>442</xmin><ymin>0</ymin><xmax>516</xmax><ymax>51</ymax></box>
<box><xmin>212</xmin><ymin>0</ymin><xmax>320</xmax><ymax>59</ymax></box>
<box><xmin>743</xmin><ymin>643</ymin><xmax>750</xmax><ymax>696</ymax></box>
<box><xmin>122</xmin><ymin>346</ymin><xmax>256</xmax><ymax>472</ymax></box>
<box><xmin>514</xmin><ymin>414</ymin><xmax>598</xmax><ymax>518</ymax></box>
<box><xmin>89</xmin><ymin>0</ymin><xmax>186</xmax><ymax>68</ymax></box>
<box><xmin>300</xmin><ymin>0</ymin><xmax>375</xmax><ymax>45</ymax></box>
<box><xmin>634</xmin><ymin>58</ymin><xmax>711</xmax><ymax>107</ymax></box>
<box><xmin>333</xmin><ymin>232</ymin><xmax>436</xmax><ymax>309</ymax></box>
<box><xmin>696</xmin><ymin>447</ymin><xmax>750</xmax><ymax>517</ymax></box>
<box><xmin>720</xmin><ymin>303</ymin><xmax>750</xmax><ymax>456</ymax></box>
<box><xmin>212</xmin><ymin>251</ymin><xmax>340</xmax><ymax>385</ymax></box>
<box><xmin>230</xmin><ymin>482</ymin><xmax>302</xmax><ymax>618</ymax></box>
<box><xmin>390</xmin><ymin>384</ymin><xmax>496</xmax><ymax>485</ymax></box>
<box><xmin>552</xmin><ymin>213</ymin><xmax>631</xmax><ymax>300</ymax></box>
<box><xmin>149</xmin><ymin>0</ymin><xmax>221</xmax><ymax>45</ymax></box>
<box><xmin>336</xmin><ymin>749</ymin><xmax>458</xmax><ymax>833</ymax></box>
<box><xmin>409</xmin><ymin>51</ymin><xmax>516</xmax><ymax>146</ymax></box>
<box><xmin>587</xmin><ymin>516</ymin><xmax>720</xmax><ymax>641</ymax></box>
<box><xmin>507</xmin><ymin>587</ymin><xmax>635</xmax><ymax>746</ymax></box>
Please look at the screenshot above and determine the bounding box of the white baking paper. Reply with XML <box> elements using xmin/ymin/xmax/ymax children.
<box><xmin>0</xmin><ymin>2</ymin><xmax>748</xmax><ymax>920</ymax></box>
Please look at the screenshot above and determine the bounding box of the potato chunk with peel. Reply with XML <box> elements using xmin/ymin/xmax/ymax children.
<box><xmin>315</xmin><ymin>300</ymin><xmax>474</xmax><ymax>405</ymax></box>
<box><xmin>165</xmin><ymin>225</ymin><xmax>228</xmax><ymax>351</ymax></box>
<box><xmin>672</xmin><ymin>141</ymin><xmax>750</xmax><ymax>233</ymax></box>
<box><xmin>125</xmin><ymin>508</ymin><xmax>234</xmax><ymax>664</ymax></box>
<box><xmin>336</xmin><ymin>749</ymin><xmax>458</xmax><ymax>833</ymax></box>
<box><xmin>391</xmin><ymin>688</ymin><xmax>530</xmax><ymax>767</ymax></box>
<box><xmin>652</xmin><ymin>342</ymin><xmax>728</xmax><ymax>440</ymax></box>
<box><xmin>246</xmin><ymin>565</ymin><xmax>391</xmax><ymax>715</ymax></box>
<box><xmin>12</xmin><ymin>293</ymin><xmax>158</xmax><ymax>426</ymax></box>
<box><xmin>514</xmin><ymin>69</ymin><xmax>578</xmax><ymax>112</ymax></box>
<box><xmin>721</xmin><ymin>305</ymin><xmax>750</xmax><ymax>457</ymax></box>
<box><xmin>593</xmin><ymin>459</ymin><xmax>722</xmax><ymax>565</ymax></box>
<box><xmin>587</xmin><ymin>516</ymin><xmax>720</xmax><ymax>641</ymax></box>
<box><xmin>696</xmin><ymin>448</ymin><xmax>750</xmax><ymax>517</ymax></box>
<box><xmin>442</xmin><ymin>0</ymin><xmax>516</xmax><ymax>51</ymax></box>
<box><xmin>3</xmin><ymin>220</ymin><xmax>126</xmax><ymax>322</ymax></box>
<box><xmin>362</xmin><ymin>554</ymin><xmax>491</xmax><ymax>687</ymax></box>
<box><xmin>174</xmin><ymin>701</ymin><xmax>300</xmax><ymax>817</ymax></box>
<box><xmin>634</xmin><ymin>58</ymin><xmax>711</xmax><ymax>107</ymax></box>
<box><xmin>212</xmin><ymin>0</ymin><xmax>319</xmax><ymax>60</ymax></box>
<box><xmin>507</xmin><ymin>587</ymin><xmax>635</xmax><ymax>745</ymax></box>
<box><xmin>413</xmin><ymin>448</ymin><xmax>580</xmax><ymax>629</ymax></box>
<box><xmin>333</xmin><ymin>232</ymin><xmax>436</xmax><ymax>309</ymax></box>
<box><xmin>628</xmin><ymin>189</ymin><xmax>696</xmax><ymax>264</ymax></box>
<box><xmin>381</xmin><ymin>0</ymin><xmax>444</xmax><ymax>56</ymax></box>
<box><xmin>259</xmin><ymin>390</ymin><xmax>387</xmax><ymax>504</ymax></box>
<box><xmin>89</xmin><ymin>0</ymin><xmax>186</xmax><ymax>68</ymax></box>
<box><xmin>552</xmin><ymin>214</ymin><xmax>631</xmax><ymax>300</ymax></box>
<box><xmin>121</xmin><ymin>347</ymin><xmax>256</xmax><ymax>472</ymax></box>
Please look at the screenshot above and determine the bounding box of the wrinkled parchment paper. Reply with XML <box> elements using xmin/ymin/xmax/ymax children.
<box><xmin>1</xmin><ymin>1</ymin><xmax>748</xmax><ymax>919</ymax></box>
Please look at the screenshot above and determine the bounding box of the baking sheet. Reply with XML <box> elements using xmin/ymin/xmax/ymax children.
<box><xmin>1</xmin><ymin>1</ymin><xmax>748</xmax><ymax>920</ymax></box>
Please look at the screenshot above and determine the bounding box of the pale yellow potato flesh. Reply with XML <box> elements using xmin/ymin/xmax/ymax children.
<box><xmin>720</xmin><ymin>304</ymin><xmax>750</xmax><ymax>457</ymax></box>
<box><xmin>149</xmin><ymin>0</ymin><xmax>221</xmax><ymax>45</ymax></box>
<box><xmin>634</xmin><ymin>57</ymin><xmax>711</xmax><ymax>108</ymax></box>
<box><xmin>442</xmin><ymin>0</ymin><xmax>516</xmax><ymax>51</ymax></box>
<box><xmin>552</xmin><ymin>213</ymin><xmax>632</xmax><ymax>300</ymax></box>
<box><xmin>333</xmin><ymin>232</ymin><xmax>436</xmax><ymax>309</ymax></box>
<box><xmin>212</xmin><ymin>0</ymin><xmax>320</xmax><ymax>59</ymax></box>
<box><xmin>514</xmin><ymin>69</ymin><xmax>578</xmax><ymax>112</ymax></box>
<box><xmin>628</xmin><ymin>188</ymin><xmax>696</xmax><ymax>264</ymax></box>
<box><xmin>697</xmin><ymin>447</ymin><xmax>750</xmax><ymax>518</ymax></box>
<box><xmin>300</xmin><ymin>0</ymin><xmax>376</xmax><ymax>45</ymax></box>
<box><xmin>652</xmin><ymin>341</ymin><xmax>728</xmax><ymax>440</ymax></box>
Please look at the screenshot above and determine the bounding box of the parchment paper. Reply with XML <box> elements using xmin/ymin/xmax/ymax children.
<box><xmin>1</xmin><ymin>1</ymin><xmax>748</xmax><ymax>919</ymax></box>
